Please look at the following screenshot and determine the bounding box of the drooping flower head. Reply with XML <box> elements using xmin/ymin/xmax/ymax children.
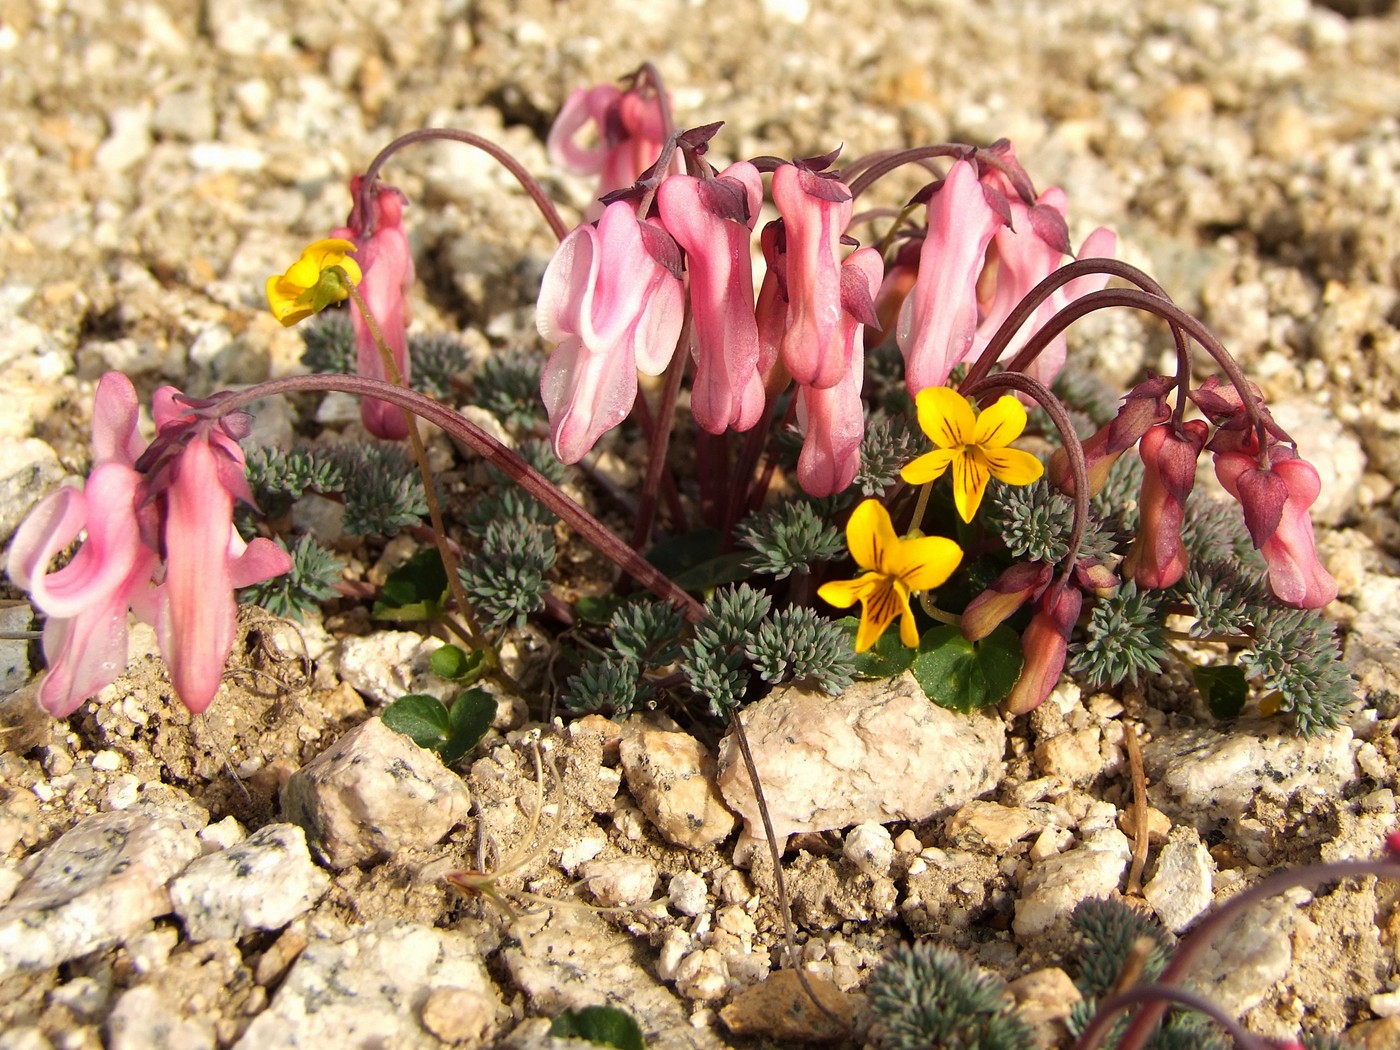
<box><xmin>1003</xmin><ymin>584</ymin><xmax>1082</xmax><ymax>715</ymax></box>
<box><xmin>548</xmin><ymin>79</ymin><xmax>672</xmax><ymax>219</ymax></box>
<box><xmin>901</xmin><ymin>387</ymin><xmax>1045</xmax><ymax>522</ymax></box>
<box><xmin>895</xmin><ymin>158</ymin><xmax>1007</xmax><ymax>394</ymax></box>
<box><xmin>794</xmin><ymin>247</ymin><xmax>884</xmax><ymax>497</ymax></box>
<box><xmin>817</xmin><ymin>499</ymin><xmax>963</xmax><ymax>652</ymax></box>
<box><xmin>1122</xmin><ymin>419</ymin><xmax>1209</xmax><ymax>590</ymax></box>
<box><xmin>8</xmin><ymin>374</ymin><xmax>292</xmax><ymax>716</ymax></box>
<box><xmin>657</xmin><ymin>161</ymin><xmax>765</xmax><ymax>434</ymax></box>
<box><xmin>332</xmin><ymin>176</ymin><xmax>416</xmax><ymax>441</ymax></box>
<box><xmin>537</xmin><ymin>200</ymin><xmax>685</xmax><ymax>463</ymax></box>
<box><xmin>1214</xmin><ymin>446</ymin><xmax>1338</xmax><ymax>609</ymax></box>
<box><xmin>771</xmin><ymin>158</ymin><xmax>863</xmax><ymax>390</ymax></box>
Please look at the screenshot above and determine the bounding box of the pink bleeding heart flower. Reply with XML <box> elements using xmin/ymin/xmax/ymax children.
<box><xmin>1123</xmin><ymin>420</ymin><xmax>1209</xmax><ymax>590</ymax></box>
<box><xmin>794</xmin><ymin>247</ymin><xmax>884</xmax><ymax>496</ymax></box>
<box><xmin>332</xmin><ymin>176</ymin><xmax>415</xmax><ymax>441</ymax></box>
<box><xmin>896</xmin><ymin>159</ymin><xmax>1008</xmax><ymax>394</ymax></box>
<box><xmin>657</xmin><ymin>161</ymin><xmax>766</xmax><ymax>434</ymax></box>
<box><xmin>538</xmin><ymin>200</ymin><xmax>685</xmax><ymax>463</ymax></box>
<box><xmin>1003</xmin><ymin>584</ymin><xmax>1083</xmax><ymax>715</ymax></box>
<box><xmin>7</xmin><ymin>373</ymin><xmax>292</xmax><ymax>717</ymax></box>
<box><xmin>973</xmin><ymin>179</ymin><xmax>1117</xmax><ymax>389</ymax></box>
<box><xmin>548</xmin><ymin>81</ymin><xmax>671</xmax><ymax>220</ymax></box>
<box><xmin>772</xmin><ymin>162</ymin><xmax>858</xmax><ymax>390</ymax></box>
<box><xmin>1214</xmin><ymin>448</ymin><xmax>1338</xmax><ymax>609</ymax></box>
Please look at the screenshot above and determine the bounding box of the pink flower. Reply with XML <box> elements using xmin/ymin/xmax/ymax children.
<box><xmin>7</xmin><ymin>373</ymin><xmax>292</xmax><ymax>716</ymax></box>
<box><xmin>657</xmin><ymin>162</ymin><xmax>765</xmax><ymax>434</ymax></box>
<box><xmin>896</xmin><ymin>159</ymin><xmax>1007</xmax><ymax>394</ymax></box>
<box><xmin>1214</xmin><ymin>449</ymin><xmax>1338</xmax><ymax>609</ymax></box>
<box><xmin>793</xmin><ymin>247</ymin><xmax>884</xmax><ymax>496</ymax></box>
<box><xmin>1123</xmin><ymin>420</ymin><xmax>1209</xmax><ymax>590</ymax></box>
<box><xmin>537</xmin><ymin>200</ymin><xmax>685</xmax><ymax>463</ymax></box>
<box><xmin>772</xmin><ymin>163</ymin><xmax>858</xmax><ymax>390</ymax></box>
<box><xmin>973</xmin><ymin>182</ymin><xmax>1117</xmax><ymax>389</ymax></box>
<box><xmin>548</xmin><ymin>82</ymin><xmax>671</xmax><ymax>219</ymax></box>
<box><xmin>332</xmin><ymin>176</ymin><xmax>415</xmax><ymax>441</ymax></box>
<box><xmin>1004</xmin><ymin>584</ymin><xmax>1082</xmax><ymax>715</ymax></box>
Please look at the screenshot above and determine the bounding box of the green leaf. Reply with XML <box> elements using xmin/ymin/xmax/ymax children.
<box><xmin>1194</xmin><ymin>663</ymin><xmax>1248</xmax><ymax>720</ymax></box>
<box><xmin>548</xmin><ymin>1005</ymin><xmax>646</xmax><ymax>1050</ymax></box>
<box><xmin>431</xmin><ymin>644</ymin><xmax>485</xmax><ymax>681</ymax></box>
<box><xmin>838</xmin><ymin>616</ymin><xmax>916</xmax><ymax>679</ymax></box>
<box><xmin>440</xmin><ymin>688</ymin><xmax>496</xmax><ymax>766</ymax></box>
<box><xmin>910</xmin><ymin>624</ymin><xmax>1023</xmax><ymax>713</ymax></box>
<box><xmin>372</xmin><ymin>548</ymin><xmax>449</xmax><ymax>621</ymax></box>
<box><xmin>381</xmin><ymin>694</ymin><xmax>450</xmax><ymax>750</ymax></box>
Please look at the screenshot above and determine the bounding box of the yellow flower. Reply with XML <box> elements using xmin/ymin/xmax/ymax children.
<box><xmin>901</xmin><ymin>387</ymin><xmax>1044</xmax><ymax>523</ymax></box>
<box><xmin>265</xmin><ymin>239</ymin><xmax>363</xmax><ymax>327</ymax></box>
<box><xmin>818</xmin><ymin>499</ymin><xmax>963</xmax><ymax>652</ymax></box>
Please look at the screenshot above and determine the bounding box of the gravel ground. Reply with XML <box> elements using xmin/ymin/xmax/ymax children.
<box><xmin>3</xmin><ymin>0</ymin><xmax>1400</xmax><ymax>1047</ymax></box>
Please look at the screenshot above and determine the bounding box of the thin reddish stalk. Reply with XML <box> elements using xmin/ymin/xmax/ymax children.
<box><xmin>211</xmin><ymin>375</ymin><xmax>705</xmax><ymax>622</ymax></box>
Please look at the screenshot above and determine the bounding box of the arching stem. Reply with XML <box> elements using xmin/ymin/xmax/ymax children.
<box><xmin>207</xmin><ymin>375</ymin><xmax>705</xmax><ymax>623</ymax></box>
<box><xmin>961</xmin><ymin>371</ymin><xmax>1090</xmax><ymax>593</ymax></box>
<box><xmin>358</xmin><ymin>128</ymin><xmax>570</xmax><ymax>242</ymax></box>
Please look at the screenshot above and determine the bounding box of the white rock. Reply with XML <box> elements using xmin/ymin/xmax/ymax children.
<box><xmin>1013</xmin><ymin>829</ymin><xmax>1131</xmax><ymax>939</ymax></box>
<box><xmin>1143</xmin><ymin>720</ymin><xmax>1356</xmax><ymax>838</ymax></box>
<box><xmin>504</xmin><ymin>907</ymin><xmax>724</xmax><ymax>1049</ymax></box>
<box><xmin>657</xmin><ymin>927</ymin><xmax>692</xmax><ymax>980</ymax></box>
<box><xmin>196</xmin><ymin>816</ymin><xmax>245</xmax><ymax>854</ymax></box>
<box><xmin>580</xmin><ymin>858</ymin><xmax>658</xmax><ymax>908</ymax></box>
<box><xmin>668</xmin><ymin>870</ymin><xmax>709</xmax><ymax>917</ymax></box>
<box><xmin>620</xmin><ymin>725</ymin><xmax>736</xmax><ymax>849</ymax></box>
<box><xmin>1143</xmin><ymin>826</ymin><xmax>1215</xmax><ymax>933</ymax></box>
<box><xmin>842</xmin><ymin>822</ymin><xmax>895</xmax><ymax>877</ymax></box>
<box><xmin>674</xmin><ymin>948</ymin><xmax>730</xmax><ymax>1001</ymax></box>
<box><xmin>233</xmin><ymin>922</ymin><xmax>500</xmax><ymax>1050</ymax></box>
<box><xmin>0</xmin><ymin>810</ymin><xmax>201</xmax><ymax>978</ymax></box>
<box><xmin>170</xmin><ymin>824</ymin><xmax>330</xmax><ymax>942</ymax></box>
<box><xmin>336</xmin><ymin>631</ymin><xmax>452</xmax><ymax>705</ymax></box>
<box><xmin>282</xmin><ymin>718</ymin><xmax>471</xmax><ymax>870</ymax></box>
<box><xmin>1195</xmin><ymin>895</ymin><xmax>1299</xmax><ymax>1017</ymax></box>
<box><xmin>95</xmin><ymin>105</ymin><xmax>152</xmax><ymax>173</ymax></box>
<box><xmin>557</xmin><ymin>831</ymin><xmax>606</xmax><ymax>875</ymax></box>
<box><xmin>716</xmin><ymin>674</ymin><xmax>1004</xmax><ymax>854</ymax></box>
<box><xmin>107</xmin><ymin>985</ymin><xmax>214</xmax><ymax>1050</ymax></box>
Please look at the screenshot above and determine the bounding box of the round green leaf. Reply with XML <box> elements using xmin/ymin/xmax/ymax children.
<box><xmin>1194</xmin><ymin>663</ymin><xmax>1248</xmax><ymax>720</ymax></box>
<box><xmin>440</xmin><ymin>688</ymin><xmax>496</xmax><ymax>766</ymax></box>
<box><xmin>548</xmin><ymin>1005</ymin><xmax>646</xmax><ymax>1050</ymax></box>
<box><xmin>381</xmin><ymin>694</ymin><xmax>450</xmax><ymax>749</ymax></box>
<box><xmin>910</xmin><ymin>624</ymin><xmax>1023</xmax><ymax>713</ymax></box>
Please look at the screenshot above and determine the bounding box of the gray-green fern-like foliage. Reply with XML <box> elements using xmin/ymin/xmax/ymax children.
<box><xmin>1069</xmin><ymin>581</ymin><xmax>1169</xmax><ymax>689</ymax></box>
<box><xmin>458</xmin><ymin>519</ymin><xmax>556</xmax><ymax>630</ymax></box>
<box><xmin>735</xmin><ymin>502</ymin><xmax>844</xmax><ymax>580</ymax></box>
<box><xmin>245</xmin><ymin>443</ymin><xmax>425</xmax><ymax>537</ymax></box>
<box><xmin>238</xmin><ymin>535</ymin><xmax>344</xmax><ymax>620</ymax></box>
<box><xmin>867</xmin><ymin>942</ymin><xmax>1036</xmax><ymax>1050</ymax></box>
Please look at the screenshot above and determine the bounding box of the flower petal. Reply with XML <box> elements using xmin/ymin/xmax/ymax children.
<box><xmin>973</xmin><ymin>395</ymin><xmax>1029</xmax><ymax>449</ymax></box>
<box><xmin>900</xmin><ymin>448</ymin><xmax>956</xmax><ymax>486</ymax></box>
<box><xmin>855</xmin><ymin>577</ymin><xmax>901</xmax><ymax>652</ymax></box>
<box><xmin>914</xmin><ymin>386</ymin><xmax>977</xmax><ymax>450</ymax></box>
<box><xmin>982</xmin><ymin>446</ymin><xmax>1045</xmax><ymax>486</ymax></box>
<box><xmin>845</xmin><ymin>499</ymin><xmax>900</xmax><ymax>574</ymax></box>
<box><xmin>817</xmin><ymin>572</ymin><xmax>879</xmax><ymax>610</ymax></box>
<box><xmin>952</xmin><ymin>450</ymin><xmax>991</xmax><ymax>523</ymax></box>
<box><xmin>891</xmin><ymin>535</ymin><xmax>965</xmax><ymax>593</ymax></box>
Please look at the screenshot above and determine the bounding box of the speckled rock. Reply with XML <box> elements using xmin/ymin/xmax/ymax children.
<box><xmin>282</xmin><ymin>717</ymin><xmax>471</xmax><ymax>869</ymax></box>
<box><xmin>716</xmin><ymin>674</ymin><xmax>1005</xmax><ymax>855</ymax></box>
<box><xmin>1013</xmin><ymin>829</ymin><xmax>1132</xmax><ymax>939</ymax></box>
<box><xmin>1143</xmin><ymin>825</ymin><xmax>1215</xmax><ymax>933</ymax></box>
<box><xmin>169</xmin><ymin>823</ymin><xmax>330</xmax><ymax>941</ymax></box>
<box><xmin>620</xmin><ymin>725</ymin><xmax>736</xmax><ymax>849</ymax></box>
<box><xmin>0</xmin><ymin>809</ymin><xmax>202</xmax><ymax>979</ymax></box>
<box><xmin>233</xmin><ymin>921</ymin><xmax>502</xmax><ymax>1050</ymax></box>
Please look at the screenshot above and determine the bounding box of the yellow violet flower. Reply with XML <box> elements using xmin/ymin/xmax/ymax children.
<box><xmin>265</xmin><ymin>238</ymin><xmax>363</xmax><ymax>327</ymax></box>
<box><xmin>901</xmin><ymin>387</ymin><xmax>1044</xmax><ymax>523</ymax></box>
<box><xmin>818</xmin><ymin>499</ymin><xmax>963</xmax><ymax>652</ymax></box>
